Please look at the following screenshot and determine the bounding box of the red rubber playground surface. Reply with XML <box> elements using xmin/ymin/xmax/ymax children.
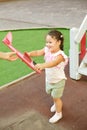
<box><xmin>0</xmin><ymin>64</ymin><xmax>87</xmax><ymax>130</ymax></box>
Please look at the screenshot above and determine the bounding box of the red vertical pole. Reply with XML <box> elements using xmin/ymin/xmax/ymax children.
<box><xmin>80</xmin><ymin>33</ymin><xmax>86</xmax><ymax>59</ymax></box>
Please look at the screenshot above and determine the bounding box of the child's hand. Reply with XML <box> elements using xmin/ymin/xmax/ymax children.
<box><xmin>35</xmin><ymin>63</ymin><xmax>45</xmax><ymax>71</ymax></box>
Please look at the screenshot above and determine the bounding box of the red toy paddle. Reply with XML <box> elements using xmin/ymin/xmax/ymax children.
<box><xmin>2</xmin><ymin>32</ymin><xmax>41</xmax><ymax>74</ymax></box>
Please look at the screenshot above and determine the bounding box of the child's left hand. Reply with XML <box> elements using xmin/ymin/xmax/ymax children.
<box><xmin>35</xmin><ymin>63</ymin><xmax>45</xmax><ymax>71</ymax></box>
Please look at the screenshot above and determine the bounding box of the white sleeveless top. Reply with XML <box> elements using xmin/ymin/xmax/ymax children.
<box><xmin>44</xmin><ymin>47</ymin><xmax>68</xmax><ymax>83</ymax></box>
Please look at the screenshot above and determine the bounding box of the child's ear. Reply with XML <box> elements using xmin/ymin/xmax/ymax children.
<box><xmin>58</xmin><ymin>40</ymin><xmax>61</xmax><ymax>45</ymax></box>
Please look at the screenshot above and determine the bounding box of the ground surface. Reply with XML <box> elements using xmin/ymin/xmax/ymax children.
<box><xmin>0</xmin><ymin>65</ymin><xmax>87</xmax><ymax>130</ymax></box>
<box><xmin>0</xmin><ymin>0</ymin><xmax>87</xmax><ymax>30</ymax></box>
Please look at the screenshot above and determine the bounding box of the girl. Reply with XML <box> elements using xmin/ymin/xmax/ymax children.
<box><xmin>27</xmin><ymin>30</ymin><xmax>68</xmax><ymax>123</ymax></box>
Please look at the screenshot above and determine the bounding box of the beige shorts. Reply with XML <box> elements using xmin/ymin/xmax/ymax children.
<box><xmin>46</xmin><ymin>79</ymin><xmax>65</xmax><ymax>98</ymax></box>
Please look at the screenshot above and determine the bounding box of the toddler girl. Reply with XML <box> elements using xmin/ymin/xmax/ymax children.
<box><xmin>27</xmin><ymin>30</ymin><xmax>68</xmax><ymax>123</ymax></box>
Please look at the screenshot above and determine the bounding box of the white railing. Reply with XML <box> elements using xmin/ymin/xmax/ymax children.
<box><xmin>69</xmin><ymin>15</ymin><xmax>87</xmax><ymax>80</ymax></box>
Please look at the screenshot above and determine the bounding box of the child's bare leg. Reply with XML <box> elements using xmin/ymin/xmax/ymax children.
<box><xmin>54</xmin><ymin>98</ymin><xmax>63</xmax><ymax>113</ymax></box>
<box><xmin>50</xmin><ymin>98</ymin><xmax>62</xmax><ymax>112</ymax></box>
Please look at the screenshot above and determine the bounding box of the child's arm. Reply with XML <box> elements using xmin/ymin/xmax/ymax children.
<box><xmin>35</xmin><ymin>54</ymin><xmax>65</xmax><ymax>70</ymax></box>
<box><xmin>27</xmin><ymin>48</ymin><xmax>45</xmax><ymax>57</ymax></box>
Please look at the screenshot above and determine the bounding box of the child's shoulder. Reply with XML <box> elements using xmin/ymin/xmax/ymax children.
<box><xmin>57</xmin><ymin>50</ymin><xmax>68</xmax><ymax>59</ymax></box>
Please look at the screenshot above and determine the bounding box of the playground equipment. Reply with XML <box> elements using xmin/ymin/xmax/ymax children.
<box><xmin>70</xmin><ymin>15</ymin><xmax>87</xmax><ymax>80</ymax></box>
